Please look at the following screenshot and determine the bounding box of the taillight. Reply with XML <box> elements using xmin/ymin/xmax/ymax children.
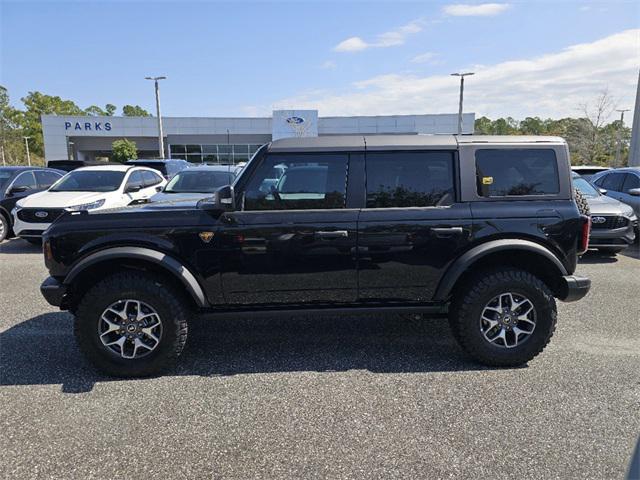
<box><xmin>578</xmin><ymin>215</ymin><xmax>591</xmax><ymax>255</ymax></box>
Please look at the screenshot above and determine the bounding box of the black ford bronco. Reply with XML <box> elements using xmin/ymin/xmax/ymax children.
<box><xmin>40</xmin><ymin>135</ymin><xmax>591</xmax><ymax>376</ymax></box>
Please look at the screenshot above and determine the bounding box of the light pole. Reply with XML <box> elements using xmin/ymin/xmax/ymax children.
<box><xmin>451</xmin><ymin>72</ymin><xmax>474</xmax><ymax>135</ymax></box>
<box><xmin>23</xmin><ymin>136</ymin><xmax>31</xmax><ymax>166</ymax></box>
<box><xmin>145</xmin><ymin>76</ymin><xmax>167</xmax><ymax>159</ymax></box>
<box><xmin>615</xmin><ymin>108</ymin><xmax>630</xmax><ymax>167</ymax></box>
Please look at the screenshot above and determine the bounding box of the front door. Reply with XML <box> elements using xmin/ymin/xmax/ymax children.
<box><xmin>219</xmin><ymin>151</ymin><xmax>359</xmax><ymax>305</ymax></box>
<box><xmin>357</xmin><ymin>150</ymin><xmax>472</xmax><ymax>302</ymax></box>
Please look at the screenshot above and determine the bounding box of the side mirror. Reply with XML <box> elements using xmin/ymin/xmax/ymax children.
<box><xmin>155</xmin><ymin>186</ymin><xmax>163</xmax><ymax>192</ymax></box>
<box><xmin>197</xmin><ymin>185</ymin><xmax>234</xmax><ymax>214</ymax></box>
<box><xmin>598</xmin><ymin>188</ymin><xmax>607</xmax><ymax>195</ymax></box>
<box><xmin>7</xmin><ymin>186</ymin><xmax>28</xmax><ymax>196</ymax></box>
<box><xmin>628</xmin><ymin>188</ymin><xmax>640</xmax><ymax>197</ymax></box>
<box><xmin>125</xmin><ymin>184</ymin><xmax>142</xmax><ymax>193</ymax></box>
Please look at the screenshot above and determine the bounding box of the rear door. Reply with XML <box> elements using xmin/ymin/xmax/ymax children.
<box><xmin>357</xmin><ymin>150</ymin><xmax>472</xmax><ymax>302</ymax></box>
<box><xmin>219</xmin><ymin>151</ymin><xmax>360</xmax><ymax>305</ymax></box>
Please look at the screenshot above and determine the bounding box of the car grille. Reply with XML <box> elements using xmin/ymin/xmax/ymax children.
<box><xmin>590</xmin><ymin>215</ymin><xmax>628</xmax><ymax>230</ymax></box>
<box><xmin>17</xmin><ymin>208</ymin><xmax>66</xmax><ymax>223</ymax></box>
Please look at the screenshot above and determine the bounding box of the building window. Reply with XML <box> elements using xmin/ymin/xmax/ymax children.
<box><xmin>168</xmin><ymin>144</ymin><xmax>264</xmax><ymax>164</ymax></box>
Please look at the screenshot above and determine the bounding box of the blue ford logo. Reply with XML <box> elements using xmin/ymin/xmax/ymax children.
<box><xmin>285</xmin><ymin>116</ymin><xmax>305</xmax><ymax>125</ymax></box>
<box><xmin>35</xmin><ymin>211</ymin><xmax>49</xmax><ymax>219</ymax></box>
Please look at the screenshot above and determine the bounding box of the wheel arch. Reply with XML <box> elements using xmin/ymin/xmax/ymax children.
<box><xmin>64</xmin><ymin>247</ymin><xmax>208</xmax><ymax>309</ymax></box>
<box><xmin>434</xmin><ymin>239</ymin><xmax>568</xmax><ymax>301</ymax></box>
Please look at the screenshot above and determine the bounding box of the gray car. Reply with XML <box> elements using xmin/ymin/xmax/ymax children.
<box><xmin>149</xmin><ymin>164</ymin><xmax>238</xmax><ymax>205</ymax></box>
<box><xmin>572</xmin><ymin>172</ymin><xmax>637</xmax><ymax>253</ymax></box>
<box><xmin>591</xmin><ymin>167</ymin><xmax>640</xmax><ymax>225</ymax></box>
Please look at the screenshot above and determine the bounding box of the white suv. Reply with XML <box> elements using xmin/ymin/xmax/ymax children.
<box><xmin>12</xmin><ymin>165</ymin><xmax>166</xmax><ymax>242</ymax></box>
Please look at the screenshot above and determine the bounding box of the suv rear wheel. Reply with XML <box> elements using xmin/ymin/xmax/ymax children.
<box><xmin>0</xmin><ymin>213</ymin><xmax>8</xmax><ymax>242</ymax></box>
<box><xmin>74</xmin><ymin>271</ymin><xmax>189</xmax><ymax>377</ymax></box>
<box><xmin>449</xmin><ymin>268</ymin><xmax>556</xmax><ymax>367</ymax></box>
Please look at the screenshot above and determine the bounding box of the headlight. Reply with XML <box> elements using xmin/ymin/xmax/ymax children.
<box><xmin>65</xmin><ymin>199</ymin><xmax>106</xmax><ymax>211</ymax></box>
<box><xmin>621</xmin><ymin>207</ymin><xmax>636</xmax><ymax>218</ymax></box>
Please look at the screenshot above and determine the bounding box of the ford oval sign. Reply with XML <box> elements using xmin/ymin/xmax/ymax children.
<box><xmin>591</xmin><ymin>216</ymin><xmax>606</xmax><ymax>224</ymax></box>
<box><xmin>285</xmin><ymin>116</ymin><xmax>305</xmax><ymax>125</ymax></box>
<box><xmin>35</xmin><ymin>211</ymin><xmax>49</xmax><ymax>219</ymax></box>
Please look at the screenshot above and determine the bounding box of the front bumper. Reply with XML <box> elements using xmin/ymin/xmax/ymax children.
<box><xmin>12</xmin><ymin>215</ymin><xmax>51</xmax><ymax>238</ymax></box>
<box><xmin>40</xmin><ymin>276</ymin><xmax>68</xmax><ymax>308</ymax></box>
<box><xmin>588</xmin><ymin>221</ymin><xmax>636</xmax><ymax>249</ymax></box>
<box><xmin>559</xmin><ymin>275</ymin><xmax>591</xmax><ymax>302</ymax></box>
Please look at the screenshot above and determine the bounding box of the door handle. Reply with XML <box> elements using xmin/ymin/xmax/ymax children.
<box><xmin>431</xmin><ymin>227</ymin><xmax>464</xmax><ymax>238</ymax></box>
<box><xmin>316</xmin><ymin>230</ymin><xmax>349</xmax><ymax>239</ymax></box>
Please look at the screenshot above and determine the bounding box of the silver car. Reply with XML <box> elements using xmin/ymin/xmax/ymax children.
<box><xmin>573</xmin><ymin>172</ymin><xmax>637</xmax><ymax>253</ymax></box>
<box><xmin>149</xmin><ymin>165</ymin><xmax>238</xmax><ymax>205</ymax></box>
<box><xmin>591</xmin><ymin>167</ymin><xmax>640</xmax><ymax>223</ymax></box>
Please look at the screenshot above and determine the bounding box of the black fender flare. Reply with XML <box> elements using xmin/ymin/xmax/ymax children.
<box><xmin>64</xmin><ymin>246</ymin><xmax>208</xmax><ymax>307</ymax></box>
<box><xmin>433</xmin><ymin>239</ymin><xmax>568</xmax><ymax>301</ymax></box>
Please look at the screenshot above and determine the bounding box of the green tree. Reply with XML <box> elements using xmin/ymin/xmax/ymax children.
<box><xmin>111</xmin><ymin>139</ymin><xmax>137</xmax><ymax>163</ymax></box>
<box><xmin>105</xmin><ymin>104</ymin><xmax>117</xmax><ymax>116</ymax></box>
<box><xmin>122</xmin><ymin>105</ymin><xmax>151</xmax><ymax>117</ymax></box>
<box><xmin>0</xmin><ymin>85</ymin><xmax>29</xmax><ymax>165</ymax></box>
<box><xmin>84</xmin><ymin>105</ymin><xmax>107</xmax><ymax>116</ymax></box>
<box><xmin>20</xmin><ymin>91</ymin><xmax>84</xmax><ymax>157</ymax></box>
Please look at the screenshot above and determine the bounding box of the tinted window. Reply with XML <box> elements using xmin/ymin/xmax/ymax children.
<box><xmin>600</xmin><ymin>173</ymin><xmax>625</xmax><ymax>192</ymax></box>
<box><xmin>366</xmin><ymin>151</ymin><xmax>454</xmax><ymax>208</ymax></box>
<box><xmin>35</xmin><ymin>170</ymin><xmax>63</xmax><ymax>188</ymax></box>
<box><xmin>11</xmin><ymin>171</ymin><xmax>37</xmax><ymax>190</ymax></box>
<box><xmin>142</xmin><ymin>170</ymin><xmax>163</xmax><ymax>187</ymax></box>
<box><xmin>165</xmin><ymin>170</ymin><xmax>234</xmax><ymax>193</ymax></box>
<box><xmin>243</xmin><ymin>154</ymin><xmax>347</xmax><ymax>210</ymax></box>
<box><xmin>126</xmin><ymin>171</ymin><xmax>145</xmax><ymax>189</ymax></box>
<box><xmin>51</xmin><ymin>170</ymin><xmax>126</xmax><ymax>192</ymax></box>
<box><xmin>622</xmin><ymin>173</ymin><xmax>640</xmax><ymax>192</ymax></box>
<box><xmin>476</xmin><ymin>149</ymin><xmax>559</xmax><ymax>197</ymax></box>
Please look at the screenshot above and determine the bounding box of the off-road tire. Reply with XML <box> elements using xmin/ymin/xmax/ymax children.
<box><xmin>0</xmin><ymin>213</ymin><xmax>8</xmax><ymax>243</ymax></box>
<box><xmin>74</xmin><ymin>271</ymin><xmax>189</xmax><ymax>377</ymax></box>
<box><xmin>449</xmin><ymin>268</ymin><xmax>557</xmax><ymax>367</ymax></box>
<box><xmin>574</xmin><ymin>187</ymin><xmax>590</xmax><ymax>216</ymax></box>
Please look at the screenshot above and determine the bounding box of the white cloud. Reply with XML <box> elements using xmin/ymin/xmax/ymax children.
<box><xmin>258</xmin><ymin>29</ymin><xmax>640</xmax><ymax>121</ymax></box>
<box><xmin>443</xmin><ymin>3</ymin><xmax>511</xmax><ymax>16</ymax></box>
<box><xmin>334</xmin><ymin>20</ymin><xmax>423</xmax><ymax>52</ymax></box>
<box><xmin>411</xmin><ymin>52</ymin><xmax>440</xmax><ymax>64</ymax></box>
<box><xmin>320</xmin><ymin>60</ymin><xmax>337</xmax><ymax>70</ymax></box>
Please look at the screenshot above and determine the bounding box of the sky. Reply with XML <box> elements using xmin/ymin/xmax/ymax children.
<box><xmin>1</xmin><ymin>0</ymin><xmax>639</xmax><ymax>124</ymax></box>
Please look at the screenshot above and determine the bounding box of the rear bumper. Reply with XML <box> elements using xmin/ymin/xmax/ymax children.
<box><xmin>559</xmin><ymin>275</ymin><xmax>591</xmax><ymax>302</ymax></box>
<box><xmin>40</xmin><ymin>276</ymin><xmax>68</xmax><ymax>308</ymax></box>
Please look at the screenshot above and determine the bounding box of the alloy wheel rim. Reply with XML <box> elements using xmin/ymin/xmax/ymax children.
<box><xmin>98</xmin><ymin>299</ymin><xmax>163</xmax><ymax>359</ymax></box>
<box><xmin>479</xmin><ymin>292</ymin><xmax>536</xmax><ymax>349</ymax></box>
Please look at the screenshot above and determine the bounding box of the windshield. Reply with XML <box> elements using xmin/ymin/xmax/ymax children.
<box><xmin>573</xmin><ymin>176</ymin><xmax>600</xmax><ymax>198</ymax></box>
<box><xmin>164</xmin><ymin>170</ymin><xmax>233</xmax><ymax>193</ymax></box>
<box><xmin>50</xmin><ymin>170</ymin><xmax>126</xmax><ymax>192</ymax></box>
<box><xmin>0</xmin><ymin>170</ymin><xmax>14</xmax><ymax>189</ymax></box>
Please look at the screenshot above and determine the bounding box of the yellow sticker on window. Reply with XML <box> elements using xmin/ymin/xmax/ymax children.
<box><xmin>482</xmin><ymin>176</ymin><xmax>494</xmax><ymax>185</ymax></box>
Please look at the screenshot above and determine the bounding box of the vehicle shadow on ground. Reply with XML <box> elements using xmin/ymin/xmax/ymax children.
<box><xmin>0</xmin><ymin>312</ymin><xmax>494</xmax><ymax>393</ymax></box>
<box><xmin>0</xmin><ymin>238</ymin><xmax>41</xmax><ymax>254</ymax></box>
<box><xmin>578</xmin><ymin>250</ymin><xmax>619</xmax><ymax>264</ymax></box>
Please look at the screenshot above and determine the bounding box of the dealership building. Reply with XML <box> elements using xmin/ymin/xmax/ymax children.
<box><xmin>41</xmin><ymin>110</ymin><xmax>475</xmax><ymax>164</ymax></box>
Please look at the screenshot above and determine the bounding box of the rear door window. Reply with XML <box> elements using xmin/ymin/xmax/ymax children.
<box><xmin>365</xmin><ymin>151</ymin><xmax>455</xmax><ymax>208</ymax></box>
<box><xmin>476</xmin><ymin>149</ymin><xmax>559</xmax><ymax>197</ymax></box>
<box><xmin>599</xmin><ymin>173</ymin><xmax>625</xmax><ymax>192</ymax></box>
<box><xmin>622</xmin><ymin>173</ymin><xmax>640</xmax><ymax>192</ymax></box>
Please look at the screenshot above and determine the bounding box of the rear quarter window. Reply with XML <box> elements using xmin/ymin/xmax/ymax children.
<box><xmin>476</xmin><ymin>149</ymin><xmax>560</xmax><ymax>197</ymax></box>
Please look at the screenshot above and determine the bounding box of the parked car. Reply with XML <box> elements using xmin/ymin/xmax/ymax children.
<box><xmin>12</xmin><ymin>165</ymin><xmax>166</xmax><ymax>243</ymax></box>
<box><xmin>125</xmin><ymin>159</ymin><xmax>190</xmax><ymax>180</ymax></box>
<box><xmin>571</xmin><ymin>165</ymin><xmax>610</xmax><ymax>181</ymax></box>
<box><xmin>149</xmin><ymin>165</ymin><xmax>239</xmax><ymax>205</ymax></box>
<box><xmin>40</xmin><ymin>135</ymin><xmax>592</xmax><ymax>377</ymax></box>
<box><xmin>572</xmin><ymin>172</ymin><xmax>637</xmax><ymax>253</ymax></box>
<box><xmin>591</xmin><ymin>168</ymin><xmax>640</xmax><ymax>232</ymax></box>
<box><xmin>0</xmin><ymin>167</ymin><xmax>65</xmax><ymax>243</ymax></box>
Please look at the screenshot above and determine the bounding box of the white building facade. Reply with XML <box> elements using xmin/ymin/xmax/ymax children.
<box><xmin>42</xmin><ymin>110</ymin><xmax>475</xmax><ymax>163</ymax></box>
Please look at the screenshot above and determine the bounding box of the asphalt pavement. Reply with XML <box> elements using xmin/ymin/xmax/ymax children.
<box><xmin>1</xmin><ymin>238</ymin><xmax>639</xmax><ymax>479</ymax></box>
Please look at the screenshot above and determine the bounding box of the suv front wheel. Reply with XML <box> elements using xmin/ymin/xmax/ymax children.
<box><xmin>74</xmin><ymin>271</ymin><xmax>189</xmax><ymax>377</ymax></box>
<box><xmin>449</xmin><ymin>268</ymin><xmax>557</xmax><ymax>367</ymax></box>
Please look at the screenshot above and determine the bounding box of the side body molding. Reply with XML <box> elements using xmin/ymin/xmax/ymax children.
<box><xmin>434</xmin><ymin>239</ymin><xmax>568</xmax><ymax>301</ymax></box>
<box><xmin>64</xmin><ymin>246</ymin><xmax>207</xmax><ymax>307</ymax></box>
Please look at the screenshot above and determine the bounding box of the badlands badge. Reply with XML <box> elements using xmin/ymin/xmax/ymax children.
<box><xmin>199</xmin><ymin>231</ymin><xmax>215</xmax><ymax>243</ymax></box>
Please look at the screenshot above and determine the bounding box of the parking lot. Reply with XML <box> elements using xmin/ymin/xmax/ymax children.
<box><xmin>0</xmin><ymin>239</ymin><xmax>638</xmax><ymax>479</ymax></box>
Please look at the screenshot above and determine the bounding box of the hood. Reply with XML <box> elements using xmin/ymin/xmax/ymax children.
<box><xmin>149</xmin><ymin>192</ymin><xmax>209</xmax><ymax>205</ymax></box>
<box><xmin>17</xmin><ymin>191</ymin><xmax>108</xmax><ymax>209</ymax></box>
<box><xmin>586</xmin><ymin>194</ymin><xmax>633</xmax><ymax>216</ymax></box>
